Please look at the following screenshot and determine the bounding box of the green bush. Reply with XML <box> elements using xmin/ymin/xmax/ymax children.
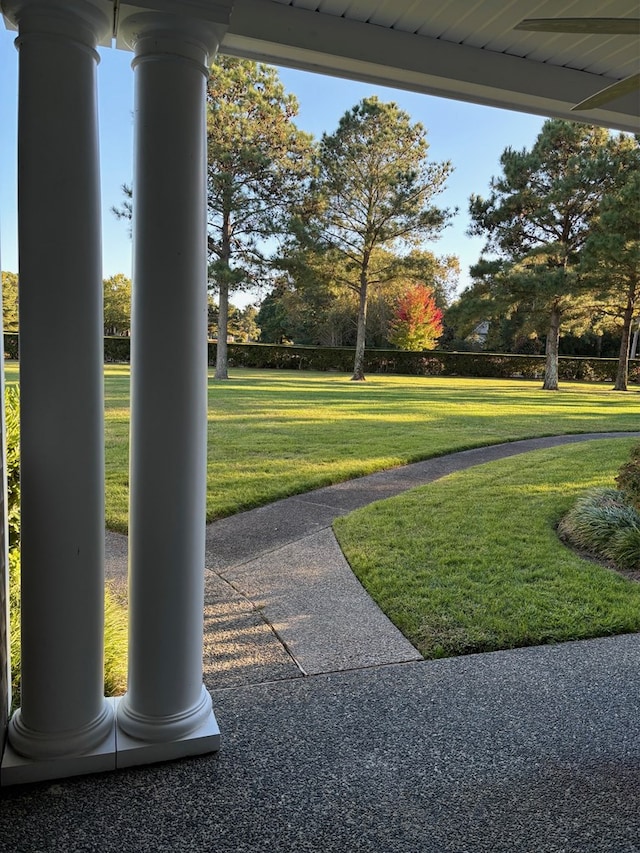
<box><xmin>104</xmin><ymin>335</ymin><xmax>131</xmax><ymax>362</ymax></box>
<box><xmin>5</xmin><ymin>385</ymin><xmax>128</xmax><ymax>708</ymax></box>
<box><xmin>215</xmin><ymin>341</ymin><xmax>633</xmax><ymax>382</ymax></box>
<box><xmin>616</xmin><ymin>444</ymin><xmax>640</xmax><ymax>512</ymax></box>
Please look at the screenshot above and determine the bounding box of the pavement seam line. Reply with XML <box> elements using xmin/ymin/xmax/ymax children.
<box><xmin>213</xmin><ymin>568</ymin><xmax>309</xmax><ymax>678</ymax></box>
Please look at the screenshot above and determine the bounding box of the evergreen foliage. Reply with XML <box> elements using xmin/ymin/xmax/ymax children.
<box><xmin>206</xmin><ymin>57</ymin><xmax>313</xmax><ymax>378</ymax></box>
<box><xmin>467</xmin><ymin>120</ymin><xmax>629</xmax><ymax>390</ymax></box>
<box><xmin>580</xmin><ymin>142</ymin><xmax>640</xmax><ymax>390</ymax></box>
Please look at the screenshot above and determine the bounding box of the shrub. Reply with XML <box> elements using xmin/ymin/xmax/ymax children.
<box><xmin>616</xmin><ymin>444</ymin><xmax>640</xmax><ymax>512</ymax></box>
<box><xmin>104</xmin><ymin>335</ymin><xmax>131</xmax><ymax>362</ymax></box>
<box><xmin>5</xmin><ymin>386</ymin><xmax>20</xmax><ymax>548</ymax></box>
<box><xmin>9</xmin><ymin>548</ymin><xmax>20</xmax><ymax>709</ymax></box>
<box><xmin>5</xmin><ymin>387</ymin><xmax>21</xmax><ymax>708</ymax></box>
<box><xmin>5</xmin><ymin>333</ymin><xmax>638</xmax><ymax>383</ymax></box>
<box><xmin>5</xmin><ymin>385</ymin><xmax>128</xmax><ymax>708</ymax></box>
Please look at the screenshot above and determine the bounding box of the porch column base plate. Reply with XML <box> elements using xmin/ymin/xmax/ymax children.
<box><xmin>1</xmin><ymin>698</ymin><xmax>118</xmax><ymax>786</ymax></box>
<box><xmin>115</xmin><ymin>701</ymin><xmax>220</xmax><ymax>769</ymax></box>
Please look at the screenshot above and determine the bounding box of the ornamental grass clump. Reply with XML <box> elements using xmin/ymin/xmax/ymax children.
<box><xmin>558</xmin><ymin>487</ymin><xmax>640</xmax><ymax>571</ymax></box>
<box><xmin>5</xmin><ymin>385</ymin><xmax>128</xmax><ymax>709</ymax></box>
<box><xmin>616</xmin><ymin>443</ymin><xmax>640</xmax><ymax>513</ymax></box>
<box><xmin>608</xmin><ymin>527</ymin><xmax>640</xmax><ymax>571</ymax></box>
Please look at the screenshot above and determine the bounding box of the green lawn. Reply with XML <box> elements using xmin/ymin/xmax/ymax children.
<box><xmin>334</xmin><ymin>439</ymin><xmax>640</xmax><ymax>659</ymax></box>
<box><xmin>5</xmin><ymin>363</ymin><xmax>639</xmax><ymax>533</ymax></box>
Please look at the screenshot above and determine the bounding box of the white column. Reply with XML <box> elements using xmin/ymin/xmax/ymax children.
<box><xmin>1</xmin><ymin>0</ymin><xmax>114</xmax><ymax>784</ymax></box>
<box><xmin>115</xmin><ymin>12</ymin><xmax>221</xmax><ymax>766</ymax></box>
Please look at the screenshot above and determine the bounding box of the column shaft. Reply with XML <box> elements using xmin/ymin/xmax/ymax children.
<box><xmin>6</xmin><ymin>1</ymin><xmax>113</xmax><ymax>761</ymax></box>
<box><xmin>117</xmin><ymin>23</ymin><xmax>218</xmax><ymax>748</ymax></box>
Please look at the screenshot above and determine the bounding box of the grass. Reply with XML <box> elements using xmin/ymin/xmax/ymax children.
<box><xmin>4</xmin><ymin>362</ymin><xmax>639</xmax><ymax>676</ymax></box>
<box><xmin>8</xmin><ymin>363</ymin><xmax>636</xmax><ymax>534</ymax></box>
<box><xmin>103</xmin><ymin>584</ymin><xmax>128</xmax><ymax>696</ymax></box>
<box><xmin>334</xmin><ymin>438</ymin><xmax>640</xmax><ymax>659</ymax></box>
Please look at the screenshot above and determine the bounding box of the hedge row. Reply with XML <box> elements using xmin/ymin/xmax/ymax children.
<box><xmin>222</xmin><ymin>343</ymin><xmax>639</xmax><ymax>383</ymax></box>
<box><xmin>4</xmin><ymin>334</ymin><xmax>638</xmax><ymax>383</ymax></box>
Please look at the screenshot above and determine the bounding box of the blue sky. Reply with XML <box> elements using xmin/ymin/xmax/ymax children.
<box><xmin>0</xmin><ymin>27</ymin><xmax>547</xmax><ymax>303</ymax></box>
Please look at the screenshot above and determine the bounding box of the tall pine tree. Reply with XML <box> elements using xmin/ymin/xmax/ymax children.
<box><xmin>207</xmin><ymin>58</ymin><xmax>313</xmax><ymax>378</ymax></box>
<box><xmin>469</xmin><ymin>120</ymin><xmax>615</xmax><ymax>390</ymax></box>
<box><xmin>296</xmin><ymin>97</ymin><xmax>452</xmax><ymax>380</ymax></box>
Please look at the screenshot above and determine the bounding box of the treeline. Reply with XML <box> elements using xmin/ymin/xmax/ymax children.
<box><xmin>112</xmin><ymin>57</ymin><xmax>457</xmax><ymax>382</ymax></box>
<box><xmin>257</xmin><ymin>119</ymin><xmax>639</xmax><ymax>391</ymax></box>
<box><xmin>5</xmin><ymin>60</ymin><xmax>637</xmax><ymax>392</ymax></box>
<box><xmin>110</xmin><ymin>59</ymin><xmax>639</xmax><ymax>390</ymax></box>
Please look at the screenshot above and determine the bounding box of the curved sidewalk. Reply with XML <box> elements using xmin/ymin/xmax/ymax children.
<box><xmin>106</xmin><ymin>431</ymin><xmax>640</xmax><ymax>690</ymax></box>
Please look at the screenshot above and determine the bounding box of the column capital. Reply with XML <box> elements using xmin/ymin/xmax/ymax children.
<box><xmin>116</xmin><ymin>1</ymin><xmax>231</xmax><ymax>58</ymax></box>
<box><xmin>1</xmin><ymin>0</ymin><xmax>113</xmax><ymax>47</ymax></box>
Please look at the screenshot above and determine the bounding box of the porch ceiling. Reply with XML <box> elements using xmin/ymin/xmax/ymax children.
<box><xmin>3</xmin><ymin>0</ymin><xmax>639</xmax><ymax>131</ymax></box>
<box><xmin>218</xmin><ymin>0</ymin><xmax>640</xmax><ymax>132</ymax></box>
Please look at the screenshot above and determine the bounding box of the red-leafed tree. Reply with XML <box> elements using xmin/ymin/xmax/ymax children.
<box><xmin>388</xmin><ymin>284</ymin><xmax>443</xmax><ymax>351</ymax></box>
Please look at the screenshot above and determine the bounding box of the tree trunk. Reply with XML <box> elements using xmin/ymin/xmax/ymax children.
<box><xmin>215</xmin><ymin>203</ymin><xmax>232</xmax><ymax>381</ymax></box>
<box><xmin>542</xmin><ymin>307</ymin><xmax>561</xmax><ymax>391</ymax></box>
<box><xmin>595</xmin><ymin>334</ymin><xmax>603</xmax><ymax>358</ymax></box>
<box><xmin>351</xmin><ymin>274</ymin><xmax>369</xmax><ymax>381</ymax></box>
<box><xmin>215</xmin><ymin>281</ymin><xmax>229</xmax><ymax>380</ymax></box>
<box><xmin>614</xmin><ymin>286</ymin><xmax>635</xmax><ymax>391</ymax></box>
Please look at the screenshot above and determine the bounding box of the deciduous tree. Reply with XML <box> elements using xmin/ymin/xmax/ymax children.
<box><xmin>388</xmin><ymin>284</ymin><xmax>443</xmax><ymax>351</ymax></box>
<box><xmin>103</xmin><ymin>273</ymin><xmax>131</xmax><ymax>335</ymax></box>
<box><xmin>1</xmin><ymin>271</ymin><xmax>18</xmax><ymax>332</ymax></box>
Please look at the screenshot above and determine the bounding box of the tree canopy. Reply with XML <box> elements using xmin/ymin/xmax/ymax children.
<box><xmin>579</xmin><ymin>138</ymin><xmax>640</xmax><ymax>390</ymax></box>
<box><xmin>388</xmin><ymin>284</ymin><xmax>443</xmax><ymax>351</ymax></box>
<box><xmin>103</xmin><ymin>273</ymin><xmax>131</xmax><ymax>335</ymax></box>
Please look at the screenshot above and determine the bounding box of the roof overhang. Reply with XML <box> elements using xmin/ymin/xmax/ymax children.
<box><xmin>3</xmin><ymin>0</ymin><xmax>639</xmax><ymax>132</ymax></box>
<box><xmin>221</xmin><ymin>0</ymin><xmax>639</xmax><ymax>133</ymax></box>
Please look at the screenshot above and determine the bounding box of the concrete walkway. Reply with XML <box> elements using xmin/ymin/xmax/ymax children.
<box><xmin>4</xmin><ymin>433</ymin><xmax>640</xmax><ymax>852</ymax></box>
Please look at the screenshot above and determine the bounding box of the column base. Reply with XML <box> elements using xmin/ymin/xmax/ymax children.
<box><xmin>0</xmin><ymin>696</ymin><xmax>221</xmax><ymax>783</ymax></box>
<box><xmin>115</xmin><ymin>699</ymin><xmax>220</xmax><ymax>769</ymax></box>
<box><xmin>1</xmin><ymin>698</ymin><xmax>118</xmax><ymax>786</ymax></box>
